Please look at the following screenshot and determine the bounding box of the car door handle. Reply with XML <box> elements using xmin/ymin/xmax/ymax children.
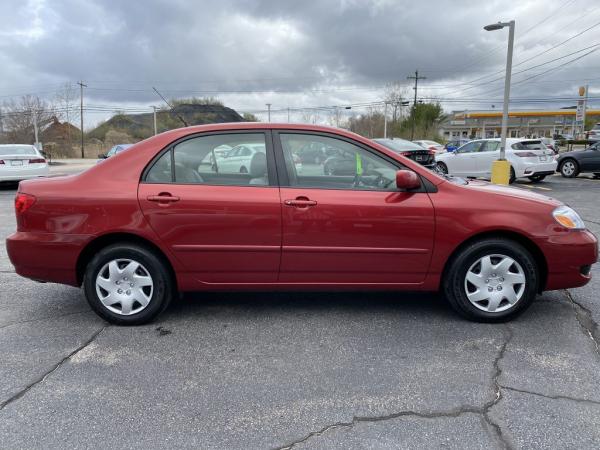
<box><xmin>147</xmin><ymin>194</ymin><xmax>180</xmax><ymax>203</ymax></box>
<box><xmin>284</xmin><ymin>198</ymin><xmax>317</xmax><ymax>207</ymax></box>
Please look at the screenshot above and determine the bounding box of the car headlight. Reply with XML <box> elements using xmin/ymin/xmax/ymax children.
<box><xmin>552</xmin><ymin>205</ymin><xmax>585</xmax><ymax>230</ymax></box>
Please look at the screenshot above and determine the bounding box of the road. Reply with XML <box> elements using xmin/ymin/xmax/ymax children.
<box><xmin>0</xmin><ymin>171</ymin><xmax>599</xmax><ymax>449</ymax></box>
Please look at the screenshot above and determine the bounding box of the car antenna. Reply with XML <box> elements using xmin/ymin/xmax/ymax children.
<box><xmin>152</xmin><ymin>87</ymin><xmax>189</xmax><ymax>127</ymax></box>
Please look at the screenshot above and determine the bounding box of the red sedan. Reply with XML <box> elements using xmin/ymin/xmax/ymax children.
<box><xmin>6</xmin><ymin>123</ymin><xmax>597</xmax><ymax>325</ymax></box>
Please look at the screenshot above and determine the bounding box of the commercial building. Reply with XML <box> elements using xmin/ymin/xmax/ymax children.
<box><xmin>440</xmin><ymin>109</ymin><xmax>600</xmax><ymax>140</ymax></box>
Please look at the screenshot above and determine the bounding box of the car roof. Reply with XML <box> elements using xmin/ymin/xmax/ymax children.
<box><xmin>0</xmin><ymin>144</ymin><xmax>36</xmax><ymax>148</ymax></box>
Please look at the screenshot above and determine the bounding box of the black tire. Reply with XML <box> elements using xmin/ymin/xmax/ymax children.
<box><xmin>83</xmin><ymin>243</ymin><xmax>174</xmax><ymax>325</ymax></box>
<box><xmin>240</xmin><ymin>166</ymin><xmax>248</xmax><ymax>174</ymax></box>
<box><xmin>443</xmin><ymin>238</ymin><xmax>538</xmax><ymax>322</ymax></box>
<box><xmin>593</xmin><ymin>173</ymin><xmax>600</xmax><ymax>179</ymax></box>
<box><xmin>528</xmin><ymin>174</ymin><xmax>546</xmax><ymax>183</ymax></box>
<box><xmin>509</xmin><ymin>167</ymin><xmax>516</xmax><ymax>184</ymax></box>
<box><xmin>559</xmin><ymin>159</ymin><xmax>579</xmax><ymax>178</ymax></box>
<box><xmin>324</xmin><ymin>162</ymin><xmax>334</xmax><ymax>176</ymax></box>
<box><xmin>435</xmin><ymin>162</ymin><xmax>448</xmax><ymax>175</ymax></box>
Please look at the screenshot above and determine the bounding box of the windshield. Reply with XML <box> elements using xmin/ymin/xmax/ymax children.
<box><xmin>374</xmin><ymin>138</ymin><xmax>423</xmax><ymax>152</ymax></box>
<box><xmin>0</xmin><ymin>145</ymin><xmax>37</xmax><ymax>156</ymax></box>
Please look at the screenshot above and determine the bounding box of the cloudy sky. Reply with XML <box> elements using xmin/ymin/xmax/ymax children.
<box><xmin>1</xmin><ymin>0</ymin><xmax>599</xmax><ymax>128</ymax></box>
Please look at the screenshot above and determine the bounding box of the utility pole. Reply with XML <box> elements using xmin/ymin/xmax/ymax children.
<box><xmin>383</xmin><ymin>102</ymin><xmax>388</xmax><ymax>138</ymax></box>
<box><xmin>266</xmin><ymin>103</ymin><xmax>272</xmax><ymax>122</ymax></box>
<box><xmin>152</xmin><ymin>106</ymin><xmax>158</xmax><ymax>135</ymax></box>
<box><xmin>287</xmin><ymin>107</ymin><xmax>290</xmax><ymax>123</ymax></box>
<box><xmin>33</xmin><ymin>111</ymin><xmax>39</xmax><ymax>149</ymax></box>
<box><xmin>77</xmin><ymin>81</ymin><xmax>87</xmax><ymax>158</ymax></box>
<box><xmin>407</xmin><ymin>70</ymin><xmax>426</xmax><ymax>140</ymax></box>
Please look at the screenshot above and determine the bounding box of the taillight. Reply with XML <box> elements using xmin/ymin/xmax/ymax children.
<box><xmin>514</xmin><ymin>151</ymin><xmax>537</xmax><ymax>157</ymax></box>
<box><xmin>29</xmin><ymin>158</ymin><xmax>45</xmax><ymax>164</ymax></box>
<box><xmin>427</xmin><ymin>149</ymin><xmax>436</xmax><ymax>155</ymax></box>
<box><xmin>400</xmin><ymin>151</ymin><xmax>412</xmax><ymax>157</ymax></box>
<box><xmin>15</xmin><ymin>193</ymin><xmax>36</xmax><ymax>215</ymax></box>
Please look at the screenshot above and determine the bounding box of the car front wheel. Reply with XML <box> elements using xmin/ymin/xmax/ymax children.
<box><xmin>443</xmin><ymin>238</ymin><xmax>538</xmax><ymax>322</ymax></box>
<box><xmin>83</xmin><ymin>243</ymin><xmax>174</xmax><ymax>325</ymax></box>
<box><xmin>560</xmin><ymin>159</ymin><xmax>579</xmax><ymax>178</ymax></box>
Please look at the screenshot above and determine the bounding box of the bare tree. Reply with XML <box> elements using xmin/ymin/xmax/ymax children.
<box><xmin>1</xmin><ymin>95</ymin><xmax>55</xmax><ymax>144</ymax></box>
<box><xmin>55</xmin><ymin>82</ymin><xmax>78</xmax><ymax>148</ymax></box>
<box><xmin>384</xmin><ymin>82</ymin><xmax>410</xmax><ymax>123</ymax></box>
<box><xmin>301</xmin><ymin>110</ymin><xmax>321</xmax><ymax>125</ymax></box>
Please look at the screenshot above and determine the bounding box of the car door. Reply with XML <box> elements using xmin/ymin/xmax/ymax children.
<box><xmin>579</xmin><ymin>144</ymin><xmax>600</xmax><ymax>171</ymax></box>
<box><xmin>446</xmin><ymin>141</ymin><xmax>483</xmax><ymax>176</ymax></box>
<box><xmin>274</xmin><ymin>131</ymin><xmax>435</xmax><ymax>285</ymax></box>
<box><xmin>138</xmin><ymin>131</ymin><xmax>281</xmax><ymax>284</ymax></box>
<box><xmin>475</xmin><ymin>141</ymin><xmax>500</xmax><ymax>177</ymax></box>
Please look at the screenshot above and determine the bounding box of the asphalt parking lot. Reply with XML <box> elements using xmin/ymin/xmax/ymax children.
<box><xmin>1</xmin><ymin>169</ymin><xmax>599</xmax><ymax>449</ymax></box>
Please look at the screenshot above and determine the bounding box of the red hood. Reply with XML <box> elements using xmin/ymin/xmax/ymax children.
<box><xmin>459</xmin><ymin>179</ymin><xmax>561</xmax><ymax>207</ymax></box>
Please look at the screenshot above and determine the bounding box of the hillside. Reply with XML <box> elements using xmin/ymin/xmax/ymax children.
<box><xmin>87</xmin><ymin>103</ymin><xmax>246</xmax><ymax>141</ymax></box>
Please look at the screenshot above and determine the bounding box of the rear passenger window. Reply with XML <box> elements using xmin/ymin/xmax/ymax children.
<box><xmin>145</xmin><ymin>133</ymin><xmax>270</xmax><ymax>186</ymax></box>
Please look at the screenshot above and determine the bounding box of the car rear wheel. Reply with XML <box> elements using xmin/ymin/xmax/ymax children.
<box><xmin>83</xmin><ymin>243</ymin><xmax>173</xmax><ymax>325</ymax></box>
<box><xmin>443</xmin><ymin>238</ymin><xmax>538</xmax><ymax>322</ymax></box>
<box><xmin>435</xmin><ymin>162</ymin><xmax>448</xmax><ymax>175</ymax></box>
<box><xmin>509</xmin><ymin>167</ymin><xmax>516</xmax><ymax>184</ymax></box>
<box><xmin>240</xmin><ymin>166</ymin><xmax>248</xmax><ymax>174</ymax></box>
<box><xmin>560</xmin><ymin>159</ymin><xmax>579</xmax><ymax>178</ymax></box>
<box><xmin>528</xmin><ymin>174</ymin><xmax>546</xmax><ymax>182</ymax></box>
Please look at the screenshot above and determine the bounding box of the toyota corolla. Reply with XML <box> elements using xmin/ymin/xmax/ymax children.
<box><xmin>6</xmin><ymin>124</ymin><xmax>597</xmax><ymax>325</ymax></box>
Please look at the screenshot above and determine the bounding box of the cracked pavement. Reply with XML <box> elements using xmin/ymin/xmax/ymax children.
<box><xmin>0</xmin><ymin>173</ymin><xmax>599</xmax><ymax>449</ymax></box>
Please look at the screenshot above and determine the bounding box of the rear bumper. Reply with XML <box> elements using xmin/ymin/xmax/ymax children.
<box><xmin>537</xmin><ymin>229</ymin><xmax>598</xmax><ymax>290</ymax></box>
<box><xmin>518</xmin><ymin>161</ymin><xmax>557</xmax><ymax>177</ymax></box>
<box><xmin>6</xmin><ymin>231</ymin><xmax>91</xmax><ymax>286</ymax></box>
<box><xmin>0</xmin><ymin>166</ymin><xmax>49</xmax><ymax>182</ymax></box>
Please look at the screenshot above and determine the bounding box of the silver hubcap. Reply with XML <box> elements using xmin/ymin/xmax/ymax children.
<box><xmin>562</xmin><ymin>161</ymin><xmax>575</xmax><ymax>175</ymax></box>
<box><xmin>95</xmin><ymin>259</ymin><xmax>154</xmax><ymax>316</ymax></box>
<box><xmin>464</xmin><ymin>254</ymin><xmax>526</xmax><ymax>313</ymax></box>
<box><xmin>435</xmin><ymin>163</ymin><xmax>447</xmax><ymax>174</ymax></box>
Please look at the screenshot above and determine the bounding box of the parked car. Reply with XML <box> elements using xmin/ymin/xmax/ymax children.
<box><xmin>556</xmin><ymin>141</ymin><xmax>600</xmax><ymax>178</ymax></box>
<box><xmin>215</xmin><ymin>143</ymin><xmax>265</xmax><ymax>173</ymax></box>
<box><xmin>435</xmin><ymin>138</ymin><xmax>557</xmax><ymax>183</ymax></box>
<box><xmin>98</xmin><ymin>144</ymin><xmax>134</xmax><ymax>162</ymax></box>
<box><xmin>444</xmin><ymin>138</ymin><xmax>471</xmax><ymax>152</ymax></box>
<box><xmin>586</xmin><ymin>123</ymin><xmax>600</xmax><ymax>142</ymax></box>
<box><xmin>0</xmin><ymin>144</ymin><xmax>49</xmax><ymax>182</ymax></box>
<box><xmin>373</xmin><ymin>138</ymin><xmax>435</xmax><ymax>169</ymax></box>
<box><xmin>413</xmin><ymin>140</ymin><xmax>445</xmax><ymax>154</ymax></box>
<box><xmin>6</xmin><ymin>124</ymin><xmax>597</xmax><ymax>325</ymax></box>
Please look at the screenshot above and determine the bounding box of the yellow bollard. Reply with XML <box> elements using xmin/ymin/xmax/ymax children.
<box><xmin>491</xmin><ymin>160</ymin><xmax>511</xmax><ymax>185</ymax></box>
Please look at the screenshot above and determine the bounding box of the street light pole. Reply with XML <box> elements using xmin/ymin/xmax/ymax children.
<box><xmin>484</xmin><ymin>20</ymin><xmax>515</xmax><ymax>185</ymax></box>
<box><xmin>266</xmin><ymin>103</ymin><xmax>272</xmax><ymax>122</ymax></box>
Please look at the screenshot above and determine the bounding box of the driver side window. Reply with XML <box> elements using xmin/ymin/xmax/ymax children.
<box><xmin>279</xmin><ymin>133</ymin><xmax>400</xmax><ymax>191</ymax></box>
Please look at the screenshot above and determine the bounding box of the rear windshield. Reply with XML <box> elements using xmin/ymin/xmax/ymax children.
<box><xmin>0</xmin><ymin>146</ymin><xmax>37</xmax><ymax>156</ymax></box>
<box><xmin>511</xmin><ymin>141</ymin><xmax>546</xmax><ymax>150</ymax></box>
<box><xmin>374</xmin><ymin>139</ymin><xmax>422</xmax><ymax>151</ymax></box>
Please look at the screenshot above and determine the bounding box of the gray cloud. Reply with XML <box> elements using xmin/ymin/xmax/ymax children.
<box><xmin>1</xmin><ymin>0</ymin><xmax>599</xmax><ymax>125</ymax></box>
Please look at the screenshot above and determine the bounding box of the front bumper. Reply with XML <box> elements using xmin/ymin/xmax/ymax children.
<box><xmin>6</xmin><ymin>231</ymin><xmax>91</xmax><ymax>286</ymax></box>
<box><xmin>537</xmin><ymin>229</ymin><xmax>598</xmax><ymax>290</ymax></box>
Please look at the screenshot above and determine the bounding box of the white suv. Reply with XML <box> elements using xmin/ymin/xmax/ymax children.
<box><xmin>434</xmin><ymin>138</ymin><xmax>557</xmax><ymax>183</ymax></box>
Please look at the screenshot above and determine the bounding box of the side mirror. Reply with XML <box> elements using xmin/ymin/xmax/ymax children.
<box><xmin>396</xmin><ymin>170</ymin><xmax>421</xmax><ymax>190</ymax></box>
